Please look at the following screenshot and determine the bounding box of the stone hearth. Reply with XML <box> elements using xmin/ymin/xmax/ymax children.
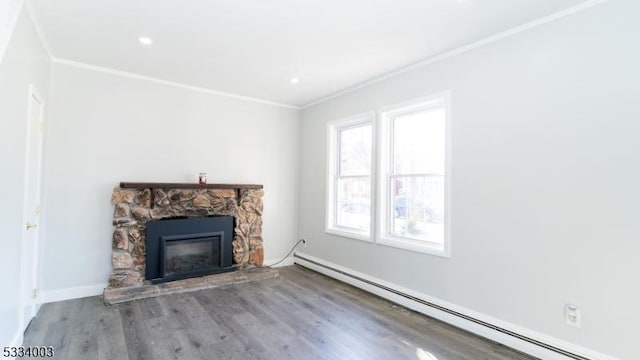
<box><xmin>107</xmin><ymin>183</ymin><xmax>265</xmax><ymax>289</ymax></box>
<box><xmin>104</xmin><ymin>267</ymin><xmax>278</xmax><ymax>305</ymax></box>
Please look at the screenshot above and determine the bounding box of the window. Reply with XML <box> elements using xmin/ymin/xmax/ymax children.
<box><xmin>325</xmin><ymin>93</ymin><xmax>449</xmax><ymax>256</ymax></box>
<box><xmin>378</xmin><ymin>96</ymin><xmax>449</xmax><ymax>255</ymax></box>
<box><xmin>326</xmin><ymin>114</ymin><xmax>373</xmax><ymax>240</ymax></box>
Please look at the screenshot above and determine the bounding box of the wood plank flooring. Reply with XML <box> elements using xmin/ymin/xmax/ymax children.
<box><xmin>23</xmin><ymin>265</ymin><xmax>536</xmax><ymax>360</ymax></box>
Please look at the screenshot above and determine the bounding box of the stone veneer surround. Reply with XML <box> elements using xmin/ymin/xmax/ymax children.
<box><xmin>108</xmin><ymin>185</ymin><xmax>264</xmax><ymax>288</ymax></box>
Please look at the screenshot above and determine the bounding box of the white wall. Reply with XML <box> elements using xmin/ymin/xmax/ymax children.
<box><xmin>0</xmin><ymin>0</ymin><xmax>23</xmax><ymax>64</ymax></box>
<box><xmin>298</xmin><ymin>1</ymin><xmax>639</xmax><ymax>359</ymax></box>
<box><xmin>0</xmin><ymin>8</ymin><xmax>50</xmax><ymax>348</ymax></box>
<box><xmin>40</xmin><ymin>63</ymin><xmax>300</xmax><ymax>294</ymax></box>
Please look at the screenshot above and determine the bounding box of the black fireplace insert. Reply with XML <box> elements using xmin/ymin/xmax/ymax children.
<box><xmin>145</xmin><ymin>216</ymin><xmax>234</xmax><ymax>284</ymax></box>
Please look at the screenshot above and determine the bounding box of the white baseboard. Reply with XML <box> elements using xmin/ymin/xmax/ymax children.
<box><xmin>37</xmin><ymin>259</ymin><xmax>296</xmax><ymax>305</ymax></box>
<box><xmin>265</xmin><ymin>256</ymin><xmax>295</xmax><ymax>268</ymax></box>
<box><xmin>39</xmin><ymin>283</ymin><xmax>107</xmax><ymax>304</ymax></box>
<box><xmin>294</xmin><ymin>252</ymin><xmax>617</xmax><ymax>360</ymax></box>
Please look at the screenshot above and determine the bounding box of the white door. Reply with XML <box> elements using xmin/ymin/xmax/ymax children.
<box><xmin>21</xmin><ymin>85</ymin><xmax>44</xmax><ymax>329</ymax></box>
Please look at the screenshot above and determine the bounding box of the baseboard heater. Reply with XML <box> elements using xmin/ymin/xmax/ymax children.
<box><xmin>293</xmin><ymin>253</ymin><xmax>591</xmax><ymax>360</ymax></box>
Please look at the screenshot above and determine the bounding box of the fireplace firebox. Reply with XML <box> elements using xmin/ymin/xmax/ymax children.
<box><xmin>145</xmin><ymin>216</ymin><xmax>234</xmax><ymax>283</ymax></box>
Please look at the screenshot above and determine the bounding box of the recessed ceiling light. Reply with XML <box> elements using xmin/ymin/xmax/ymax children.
<box><xmin>139</xmin><ymin>37</ymin><xmax>153</xmax><ymax>45</ymax></box>
<box><xmin>290</xmin><ymin>77</ymin><xmax>300</xmax><ymax>84</ymax></box>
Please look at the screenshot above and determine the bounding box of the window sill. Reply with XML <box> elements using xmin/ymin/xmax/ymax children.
<box><xmin>377</xmin><ymin>236</ymin><xmax>449</xmax><ymax>257</ymax></box>
<box><xmin>326</xmin><ymin>227</ymin><xmax>372</xmax><ymax>243</ymax></box>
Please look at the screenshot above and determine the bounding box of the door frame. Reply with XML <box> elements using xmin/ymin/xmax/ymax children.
<box><xmin>19</xmin><ymin>84</ymin><xmax>45</xmax><ymax>332</ymax></box>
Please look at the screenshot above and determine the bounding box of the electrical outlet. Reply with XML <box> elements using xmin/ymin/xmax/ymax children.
<box><xmin>565</xmin><ymin>304</ymin><xmax>581</xmax><ymax>328</ymax></box>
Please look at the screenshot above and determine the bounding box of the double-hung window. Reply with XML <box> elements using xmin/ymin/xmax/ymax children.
<box><xmin>378</xmin><ymin>96</ymin><xmax>449</xmax><ymax>255</ymax></box>
<box><xmin>326</xmin><ymin>93</ymin><xmax>449</xmax><ymax>256</ymax></box>
<box><xmin>326</xmin><ymin>114</ymin><xmax>373</xmax><ymax>241</ymax></box>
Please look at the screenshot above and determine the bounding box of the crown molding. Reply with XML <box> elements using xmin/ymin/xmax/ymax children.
<box><xmin>0</xmin><ymin>0</ymin><xmax>24</xmax><ymax>65</ymax></box>
<box><xmin>19</xmin><ymin>0</ymin><xmax>610</xmax><ymax>112</ymax></box>
<box><xmin>301</xmin><ymin>0</ymin><xmax>610</xmax><ymax>109</ymax></box>
<box><xmin>25</xmin><ymin>0</ymin><xmax>298</xmax><ymax>110</ymax></box>
<box><xmin>51</xmin><ymin>57</ymin><xmax>301</xmax><ymax>110</ymax></box>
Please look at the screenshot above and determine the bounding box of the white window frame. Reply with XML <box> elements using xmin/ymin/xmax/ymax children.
<box><xmin>325</xmin><ymin>112</ymin><xmax>375</xmax><ymax>242</ymax></box>
<box><xmin>376</xmin><ymin>92</ymin><xmax>451</xmax><ymax>257</ymax></box>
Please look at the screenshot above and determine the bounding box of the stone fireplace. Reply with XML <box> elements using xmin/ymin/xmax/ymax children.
<box><xmin>107</xmin><ymin>182</ymin><xmax>265</xmax><ymax>289</ymax></box>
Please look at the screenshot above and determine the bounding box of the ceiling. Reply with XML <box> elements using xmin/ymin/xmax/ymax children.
<box><xmin>29</xmin><ymin>0</ymin><xmax>588</xmax><ymax>107</ymax></box>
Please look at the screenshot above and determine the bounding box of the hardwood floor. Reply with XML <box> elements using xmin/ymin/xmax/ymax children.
<box><xmin>24</xmin><ymin>265</ymin><xmax>536</xmax><ymax>360</ymax></box>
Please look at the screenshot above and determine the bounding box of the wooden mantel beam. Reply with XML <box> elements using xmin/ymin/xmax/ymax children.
<box><xmin>119</xmin><ymin>182</ymin><xmax>263</xmax><ymax>190</ymax></box>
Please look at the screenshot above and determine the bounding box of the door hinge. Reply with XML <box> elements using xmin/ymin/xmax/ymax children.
<box><xmin>32</xmin><ymin>288</ymin><xmax>38</xmax><ymax>299</ymax></box>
